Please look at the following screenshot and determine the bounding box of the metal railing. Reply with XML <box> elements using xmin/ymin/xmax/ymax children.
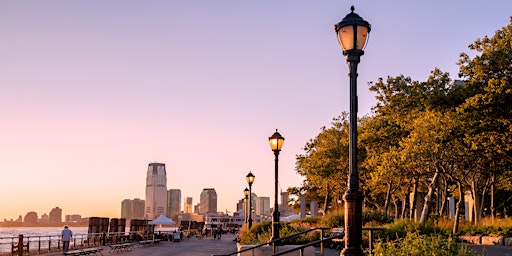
<box><xmin>211</xmin><ymin>227</ymin><xmax>385</xmax><ymax>256</ymax></box>
<box><xmin>273</xmin><ymin>227</ymin><xmax>385</xmax><ymax>256</ymax></box>
<box><xmin>0</xmin><ymin>230</ymin><xmax>174</xmax><ymax>255</ymax></box>
<box><xmin>212</xmin><ymin>227</ymin><xmax>334</xmax><ymax>256</ymax></box>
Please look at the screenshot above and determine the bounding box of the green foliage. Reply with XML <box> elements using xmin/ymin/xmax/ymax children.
<box><xmin>362</xmin><ymin>210</ymin><xmax>393</xmax><ymax>225</ymax></box>
<box><xmin>374</xmin><ymin>219</ymin><xmax>448</xmax><ymax>241</ymax></box>
<box><xmin>372</xmin><ymin>232</ymin><xmax>476</xmax><ymax>256</ymax></box>
<box><xmin>239</xmin><ymin>221</ymin><xmax>271</xmax><ymax>245</ymax></box>
<box><xmin>456</xmin><ymin>217</ymin><xmax>512</xmax><ymax>236</ymax></box>
<box><xmin>319</xmin><ymin>212</ymin><xmax>344</xmax><ymax>228</ymax></box>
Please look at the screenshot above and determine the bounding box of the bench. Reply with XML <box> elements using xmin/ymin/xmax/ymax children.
<box><xmin>63</xmin><ymin>249</ymin><xmax>86</xmax><ymax>256</ymax></box>
<box><xmin>138</xmin><ymin>240</ymin><xmax>153</xmax><ymax>247</ymax></box>
<box><xmin>109</xmin><ymin>243</ymin><xmax>134</xmax><ymax>253</ymax></box>
<box><xmin>331</xmin><ymin>228</ymin><xmax>345</xmax><ymax>242</ymax></box>
<box><xmin>63</xmin><ymin>247</ymin><xmax>103</xmax><ymax>256</ymax></box>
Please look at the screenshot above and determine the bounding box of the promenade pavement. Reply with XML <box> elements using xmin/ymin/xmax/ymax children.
<box><xmin>102</xmin><ymin>234</ymin><xmax>339</xmax><ymax>256</ymax></box>
<box><xmin>41</xmin><ymin>234</ymin><xmax>512</xmax><ymax>256</ymax></box>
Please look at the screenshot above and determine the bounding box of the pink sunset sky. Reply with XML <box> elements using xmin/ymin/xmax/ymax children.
<box><xmin>0</xmin><ymin>1</ymin><xmax>510</xmax><ymax>221</ymax></box>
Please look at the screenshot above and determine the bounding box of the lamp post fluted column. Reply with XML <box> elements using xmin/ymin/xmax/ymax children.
<box><xmin>246</xmin><ymin>172</ymin><xmax>255</xmax><ymax>229</ymax></box>
<box><xmin>268</xmin><ymin>130</ymin><xmax>284</xmax><ymax>249</ymax></box>
<box><xmin>334</xmin><ymin>6</ymin><xmax>371</xmax><ymax>256</ymax></box>
<box><xmin>244</xmin><ymin>188</ymin><xmax>249</xmax><ymax>225</ymax></box>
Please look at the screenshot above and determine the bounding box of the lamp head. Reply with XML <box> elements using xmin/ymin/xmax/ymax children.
<box><xmin>268</xmin><ymin>129</ymin><xmax>285</xmax><ymax>152</ymax></box>
<box><xmin>334</xmin><ymin>6</ymin><xmax>371</xmax><ymax>58</ymax></box>
<box><xmin>246</xmin><ymin>171</ymin><xmax>255</xmax><ymax>185</ymax></box>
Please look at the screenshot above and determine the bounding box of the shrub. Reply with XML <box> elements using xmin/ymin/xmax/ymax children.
<box><xmin>372</xmin><ymin>232</ymin><xmax>476</xmax><ymax>256</ymax></box>
<box><xmin>320</xmin><ymin>212</ymin><xmax>344</xmax><ymax>228</ymax></box>
<box><xmin>373</xmin><ymin>219</ymin><xmax>448</xmax><ymax>241</ymax></box>
<box><xmin>362</xmin><ymin>210</ymin><xmax>393</xmax><ymax>226</ymax></box>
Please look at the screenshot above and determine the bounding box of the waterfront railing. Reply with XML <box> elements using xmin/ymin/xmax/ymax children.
<box><xmin>0</xmin><ymin>231</ymin><xmax>174</xmax><ymax>255</ymax></box>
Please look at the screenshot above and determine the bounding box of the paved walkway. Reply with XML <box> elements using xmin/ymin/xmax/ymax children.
<box><xmin>41</xmin><ymin>235</ymin><xmax>512</xmax><ymax>256</ymax></box>
<box><xmin>115</xmin><ymin>234</ymin><xmax>238</xmax><ymax>256</ymax></box>
<box><xmin>467</xmin><ymin>244</ymin><xmax>512</xmax><ymax>256</ymax></box>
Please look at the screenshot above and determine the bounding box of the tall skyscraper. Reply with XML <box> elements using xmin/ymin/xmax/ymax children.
<box><xmin>199</xmin><ymin>188</ymin><xmax>217</xmax><ymax>214</ymax></box>
<box><xmin>121</xmin><ymin>198</ymin><xmax>145</xmax><ymax>222</ymax></box>
<box><xmin>184</xmin><ymin>197</ymin><xmax>193</xmax><ymax>213</ymax></box>
<box><xmin>167</xmin><ymin>189</ymin><xmax>181</xmax><ymax>221</ymax></box>
<box><xmin>145</xmin><ymin>162</ymin><xmax>168</xmax><ymax>220</ymax></box>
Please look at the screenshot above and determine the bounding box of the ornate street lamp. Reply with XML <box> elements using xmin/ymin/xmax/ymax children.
<box><xmin>244</xmin><ymin>188</ymin><xmax>250</xmax><ymax>224</ymax></box>
<box><xmin>334</xmin><ymin>6</ymin><xmax>371</xmax><ymax>256</ymax></box>
<box><xmin>246</xmin><ymin>171</ymin><xmax>255</xmax><ymax>229</ymax></box>
<box><xmin>268</xmin><ymin>129</ymin><xmax>284</xmax><ymax>248</ymax></box>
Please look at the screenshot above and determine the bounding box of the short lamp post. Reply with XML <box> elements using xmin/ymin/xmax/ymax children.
<box><xmin>334</xmin><ymin>6</ymin><xmax>371</xmax><ymax>256</ymax></box>
<box><xmin>246</xmin><ymin>171</ymin><xmax>255</xmax><ymax>229</ymax></box>
<box><xmin>244</xmin><ymin>188</ymin><xmax>250</xmax><ymax>225</ymax></box>
<box><xmin>268</xmin><ymin>129</ymin><xmax>284</xmax><ymax>247</ymax></box>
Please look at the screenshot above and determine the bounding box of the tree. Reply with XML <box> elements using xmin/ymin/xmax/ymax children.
<box><xmin>456</xmin><ymin>19</ymin><xmax>512</xmax><ymax>222</ymax></box>
<box><xmin>295</xmin><ymin>114</ymin><xmax>350</xmax><ymax>214</ymax></box>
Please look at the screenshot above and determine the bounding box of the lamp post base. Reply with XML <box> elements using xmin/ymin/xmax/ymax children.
<box><xmin>270</xmin><ymin>210</ymin><xmax>280</xmax><ymax>243</ymax></box>
<box><xmin>341</xmin><ymin>247</ymin><xmax>364</xmax><ymax>256</ymax></box>
<box><xmin>342</xmin><ymin>189</ymin><xmax>364</xmax><ymax>256</ymax></box>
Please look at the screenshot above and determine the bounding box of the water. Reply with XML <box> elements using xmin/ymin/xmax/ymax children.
<box><xmin>0</xmin><ymin>227</ymin><xmax>89</xmax><ymax>253</ymax></box>
<box><xmin>0</xmin><ymin>226</ymin><xmax>176</xmax><ymax>253</ymax></box>
<box><xmin>0</xmin><ymin>227</ymin><xmax>89</xmax><ymax>238</ymax></box>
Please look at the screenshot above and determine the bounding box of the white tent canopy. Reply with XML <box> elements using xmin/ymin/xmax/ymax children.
<box><xmin>148</xmin><ymin>215</ymin><xmax>176</xmax><ymax>225</ymax></box>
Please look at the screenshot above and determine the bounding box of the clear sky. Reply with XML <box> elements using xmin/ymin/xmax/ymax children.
<box><xmin>0</xmin><ymin>1</ymin><xmax>510</xmax><ymax>221</ymax></box>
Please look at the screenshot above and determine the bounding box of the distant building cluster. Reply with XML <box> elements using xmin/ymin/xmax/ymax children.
<box><xmin>2</xmin><ymin>161</ymin><xmax>296</xmax><ymax>227</ymax></box>
<box><xmin>2</xmin><ymin>207</ymin><xmax>85</xmax><ymax>225</ymax></box>
<box><xmin>2</xmin><ymin>161</ymin><xmax>297</xmax><ymax>227</ymax></box>
<box><xmin>120</xmin><ymin>162</ymin><xmax>295</xmax><ymax>226</ymax></box>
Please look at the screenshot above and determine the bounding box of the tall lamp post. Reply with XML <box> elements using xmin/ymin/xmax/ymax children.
<box><xmin>334</xmin><ymin>6</ymin><xmax>371</xmax><ymax>256</ymax></box>
<box><xmin>244</xmin><ymin>188</ymin><xmax>250</xmax><ymax>225</ymax></box>
<box><xmin>268</xmin><ymin>129</ymin><xmax>284</xmax><ymax>245</ymax></box>
<box><xmin>246</xmin><ymin>171</ymin><xmax>255</xmax><ymax>229</ymax></box>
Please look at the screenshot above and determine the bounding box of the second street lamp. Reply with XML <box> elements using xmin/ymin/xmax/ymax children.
<box><xmin>268</xmin><ymin>129</ymin><xmax>284</xmax><ymax>248</ymax></box>
<box><xmin>246</xmin><ymin>171</ymin><xmax>255</xmax><ymax>229</ymax></box>
<box><xmin>244</xmin><ymin>188</ymin><xmax>250</xmax><ymax>225</ymax></box>
<box><xmin>334</xmin><ymin>6</ymin><xmax>371</xmax><ymax>256</ymax></box>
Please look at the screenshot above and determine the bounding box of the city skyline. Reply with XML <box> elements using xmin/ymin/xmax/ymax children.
<box><xmin>1</xmin><ymin>1</ymin><xmax>511</xmax><ymax>221</ymax></box>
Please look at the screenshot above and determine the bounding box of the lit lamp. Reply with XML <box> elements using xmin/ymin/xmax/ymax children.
<box><xmin>244</xmin><ymin>188</ymin><xmax>250</xmax><ymax>224</ymax></box>
<box><xmin>334</xmin><ymin>6</ymin><xmax>371</xmax><ymax>256</ymax></box>
<box><xmin>246</xmin><ymin>171</ymin><xmax>255</xmax><ymax>229</ymax></box>
<box><xmin>268</xmin><ymin>129</ymin><xmax>284</xmax><ymax>249</ymax></box>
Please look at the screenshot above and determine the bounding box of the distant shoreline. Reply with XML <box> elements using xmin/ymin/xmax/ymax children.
<box><xmin>0</xmin><ymin>222</ymin><xmax>90</xmax><ymax>228</ymax></box>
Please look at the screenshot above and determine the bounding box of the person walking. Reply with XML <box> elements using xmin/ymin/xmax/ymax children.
<box><xmin>61</xmin><ymin>225</ymin><xmax>73</xmax><ymax>252</ymax></box>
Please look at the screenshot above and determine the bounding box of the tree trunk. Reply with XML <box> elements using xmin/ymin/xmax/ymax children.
<box><xmin>409</xmin><ymin>178</ymin><xmax>418</xmax><ymax>221</ymax></box>
<box><xmin>402</xmin><ymin>186</ymin><xmax>411</xmax><ymax>219</ymax></box>
<box><xmin>491</xmin><ymin>171</ymin><xmax>495</xmax><ymax>224</ymax></box>
<box><xmin>384</xmin><ymin>181</ymin><xmax>392</xmax><ymax>216</ymax></box>
<box><xmin>323</xmin><ymin>186</ymin><xmax>329</xmax><ymax>215</ymax></box>
<box><xmin>438</xmin><ymin>176</ymin><xmax>447</xmax><ymax>216</ymax></box>
<box><xmin>453</xmin><ymin>181</ymin><xmax>463</xmax><ymax>235</ymax></box>
<box><xmin>480</xmin><ymin>184</ymin><xmax>488</xmax><ymax>219</ymax></box>
<box><xmin>420</xmin><ymin>171</ymin><xmax>440</xmax><ymax>223</ymax></box>
<box><xmin>471</xmin><ymin>179</ymin><xmax>481</xmax><ymax>224</ymax></box>
<box><xmin>393</xmin><ymin>198</ymin><xmax>399</xmax><ymax>219</ymax></box>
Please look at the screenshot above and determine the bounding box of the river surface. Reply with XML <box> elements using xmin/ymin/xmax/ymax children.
<box><xmin>0</xmin><ymin>226</ymin><xmax>176</xmax><ymax>253</ymax></box>
<box><xmin>0</xmin><ymin>227</ymin><xmax>89</xmax><ymax>238</ymax></box>
<box><xmin>0</xmin><ymin>227</ymin><xmax>89</xmax><ymax>253</ymax></box>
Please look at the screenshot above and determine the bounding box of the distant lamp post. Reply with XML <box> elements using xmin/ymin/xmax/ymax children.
<box><xmin>246</xmin><ymin>171</ymin><xmax>255</xmax><ymax>229</ymax></box>
<box><xmin>268</xmin><ymin>129</ymin><xmax>284</xmax><ymax>245</ymax></box>
<box><xmin>334</xmin><ymin>6</ymin><xmax>371</xmax><ymax>256</ymax></box>
<box><xmin>244</xmin><ymin>188</ymin><xmax>250</xmax><ymax>224</ymax></box>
